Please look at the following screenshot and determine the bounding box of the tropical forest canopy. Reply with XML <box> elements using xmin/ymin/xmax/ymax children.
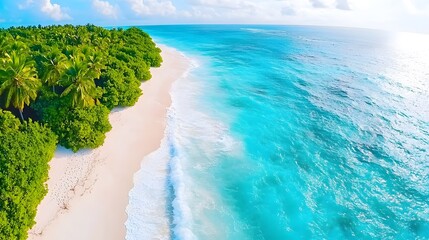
<box><xmin>0</xmin><ymin>24</ymin><xmax>162</xmax><ymax>240</ymax></box>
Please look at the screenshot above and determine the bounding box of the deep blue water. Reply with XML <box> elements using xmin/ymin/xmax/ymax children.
<box><xmin>128</xmin><ymin>25</ymin><xmax>429</xmax><ymax>239</ymax></box>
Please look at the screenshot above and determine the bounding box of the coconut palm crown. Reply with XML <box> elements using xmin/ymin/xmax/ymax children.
<box><xmin>42</xmin><ymin>49</ymin><xmax>68</xmax><ymax>93</ymax></box>
<box><xmin>59</xmin><ymin>57</ymin><xmax>99</xmax><ymax>108</ymax></box>
<box><xmin>0</xmin><ymin>51</ymin><xmax>41</xmax><ymax>121</ymax></box>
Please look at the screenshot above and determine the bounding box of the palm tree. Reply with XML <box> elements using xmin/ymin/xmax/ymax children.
<box><xmin>9</xmin><ymin>40</ymin><xmax>28</xmax><ymax>52</ymax></box>
<box><xmin>63</xmin><ymin>46</ymin><xmax>82</xmax><ymax>60</ymax></box>
<box><xmin>0</xmin><ymin>52</ymin><xmax>41</xmax><ymax>121</ymax></box>
<box><xmin>42</xmin><ymin>49</ymin><xmax>68</xmax><ymax>93</ymax></box>
<box><xmin>59</xmin><ymin>58</ymin><xmax>98</xmax><ymax>108</ymax></box>
<box><xmin>0</xmin><ymin>34</ymin><xmax>12</xmax><ymax>57</ymax></box>
<box><xmin>81</xmin><ymin>47</ymin><xmax>104</xmax><ymax>77</ymax></box>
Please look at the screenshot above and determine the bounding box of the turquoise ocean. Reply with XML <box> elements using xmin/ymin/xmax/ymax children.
<box><xmin>126</xmin><ymin>25</ymin><xmax>429</xmax><ymax>239</ymax></box>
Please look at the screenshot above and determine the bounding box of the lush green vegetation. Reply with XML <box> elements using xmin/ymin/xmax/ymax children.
<box><xmin>0</xmin><ymin>24</ymin><xmax>162</xmax><ymax>239</ymax></box>
<box><xmin>0</xmin><ymin>111</ymin><xmax>57</xmax><ymax>240</ymax></box>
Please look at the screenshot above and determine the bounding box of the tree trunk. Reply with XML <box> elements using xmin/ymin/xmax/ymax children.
<box><xmin>19</xmin><ymin>109</ymin><xmax>24</xmax><ymax>122</ymax></box>
<box><xmin>53</xmin><ymin>85</ymin><xmax>56</xmax><ymax>94</ymax></box>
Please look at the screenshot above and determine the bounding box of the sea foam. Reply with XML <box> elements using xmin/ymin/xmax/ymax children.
<box><xmin>126</xmin><ymin>52</ymin><xmax>243</xmax><ymax>239</ymax></box>
<box><xmin>125</xmin><ymin>56</ymin><xmax>198</xmax><ymax>240</ymax></box>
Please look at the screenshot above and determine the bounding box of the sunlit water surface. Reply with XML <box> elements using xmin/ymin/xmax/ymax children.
<box><xmin>126</xmin><ymin>26</ymin><xmax>429</xmax><ymax>240</ymax></box>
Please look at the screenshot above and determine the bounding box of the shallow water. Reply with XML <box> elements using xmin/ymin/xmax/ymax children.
<box><xmin>127</xmin><ymin>25</ymin><xmax>429</xmax><ymax>239</ymax></box>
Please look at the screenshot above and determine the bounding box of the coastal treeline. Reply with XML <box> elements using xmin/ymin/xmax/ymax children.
<box><xmin>0</xmin><ymin>25</ymin><xmax>162</xmax><ymax>239</ymax></box>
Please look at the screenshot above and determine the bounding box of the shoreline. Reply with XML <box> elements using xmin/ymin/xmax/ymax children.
<box><xmin>28</xmin><ymin>45</ymin><xmax>190</xmax><ymax>240</ymax></box>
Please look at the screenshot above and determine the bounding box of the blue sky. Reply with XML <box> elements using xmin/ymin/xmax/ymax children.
<box><xmin>1</xmin><ymin>0</ymin><xmax>428</xmax><ymax>33</ymax></box>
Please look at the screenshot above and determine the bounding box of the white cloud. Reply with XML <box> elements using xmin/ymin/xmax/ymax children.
<box><xmin>179</xmin><ymin>0</ymin><xmax>270</xmax><ymax>21</ymax></box>
<box><xmin>282</xmin><ymin>6</ymin><xmax>296</xmax><ymax>16</ymax></box>
<box><xmin>169</xmin><ymin>0</ymin><xmax>426</xmax><ymax>33</ymax></box>
<box><xmin>336</xmin><ymin>0</ymin><xmax>351</xmax><ymax>10</ymax></box>
<box><xmin>93</xmin><ymin>0</ymin><xmax>118</xmax><ymax>18</ymax></box>
<box><xmin>40</xmin><ymin>0</ymin><xmax>71</xmax><ymax>21</ymax></box>
<box><xmin>18</xmin><ymin>0</ymin><xmax>34</xmax><ymax>10</ymax></box>
<box><xmin>191</xmin><ymin>0</ymin><xmax>255</xmax><ymax>10</ymax></box>
<box><xmin>309</xmin><ymin>0</ymin><xmax>327</xmax><ymax>8</ymax></box>
<box><xmin>179</xmin><ymin>6</ymin><xmax>219</xmax><ymax>20</ymax></box>
<box><xmin>402</xmin><ymin>0</ymin><xmax>429</xmax><ymax>15</ymax></box>
<box><xmin>127</xmin><ymin>0</ymin><xmax>176</xmax><ymax>16</ymax></box>
<box><xmin>12</xmin><ymin>0</ymin><xmax>429</xmax><ymax>33</ymax></box>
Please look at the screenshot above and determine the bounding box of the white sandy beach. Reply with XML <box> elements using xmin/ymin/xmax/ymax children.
<box><xmin>28</xmin><ymin>45</ymin><xmax>190</xmax><ymax>240</ymax></box>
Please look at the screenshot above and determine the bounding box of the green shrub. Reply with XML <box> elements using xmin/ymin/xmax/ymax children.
<box><xmin>34</xmin><ymin>101</ymin><xmax>112</xmax><ymax>152</ymax></box>
<box><xmin>0</xmin><ymin>110</ymin><xmax>57</xmax><ymax>240</ymax></box>
<box><xmin>99</xmin><ymin>68</ymin><xmax>142</xmax><ymax>109</ymax></box>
